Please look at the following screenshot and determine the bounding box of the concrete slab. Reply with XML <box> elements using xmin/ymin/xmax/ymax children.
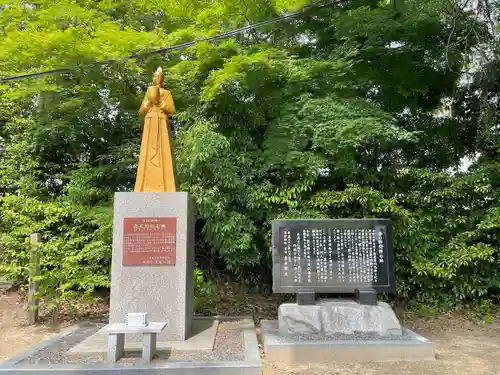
<box><xmin>261</xmin><ymin>320</ymin><xmax>436</xmax><ymax>363</ymax></box>
<box><xmin>68</xmin><ymin>318</ymin><xmax>218</xmax><ymax>355</ymax></box>
<box><xmin>100</xmin><ymin>322</ymin><xmax>167</xmax><ymax>334</ymax></box>
<box><xmin>0</xmin><ymin>317</ymin><xmax>262</xmax><ymax>375</ymax></box>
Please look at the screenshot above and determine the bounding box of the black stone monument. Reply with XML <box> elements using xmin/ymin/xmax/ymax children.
<box><xmin>272</xmin><ymin>218</ymin><xmax>395</xmax><ymax>305</ymax></box>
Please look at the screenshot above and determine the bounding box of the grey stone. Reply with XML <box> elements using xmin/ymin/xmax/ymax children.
<box><xmin>142</xmin><ymin>333</ymin><xmax>157</xmax><ymax>363</ymax></box>
<box><xmin>261</xmin><ymin>320</ymin><xmax>436</xmax><ymax>363</ymax></box>
<box><xmin>69</xmin><ymin>318</ymin><xmax>217</xmax><ymax>355</ymax></box>
<box><xmin>101</xmin><ymin>322</ymin><xmax>166</xmax><ymax>363</ymax></box>
<box><xmin>99</xmin><ymin>322</ymin><xmax>167</xmax><ymax>334</ymax></box>
<box><xmin>278</xmin><ymin>299</ymin><xmax>402</xmax><ymax>336</ymax></box>
<box><xmin>107</xmin><ymin>334</ymin><xmax>124</xmax><ymax>363</ymax></box>
<box><xmin>109</xmin><ymin>192</ymin><xmax>195</xmax><ymax>342</ymax></box>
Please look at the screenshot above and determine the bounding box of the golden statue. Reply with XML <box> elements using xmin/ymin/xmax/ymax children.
<box><xmin>135</xmin><ymin>67</ymin><xmax>177</xmax><ymax>192</ymax></box>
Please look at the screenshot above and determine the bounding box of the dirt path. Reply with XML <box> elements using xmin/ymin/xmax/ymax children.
<box><xmin>0</xmin><ymin>293</ymin><xmax>58</xmax><ymax>361</ymax></box>
<box><xmin>262</xmin><ymin>315</ymin><xmax>500</xmax><ymax>375</ymax></box>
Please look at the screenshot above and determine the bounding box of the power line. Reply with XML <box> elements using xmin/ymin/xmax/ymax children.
<box><xmin>0</xmin><ymin>0</ymin><xmax>346</xmax><ymax>83</ymax></box>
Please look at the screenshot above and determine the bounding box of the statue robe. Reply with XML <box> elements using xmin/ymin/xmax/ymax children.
<box><xmin>134</xmin><ymin>88</ymin><xmax>176</xmax><ymax>192</ymax></box>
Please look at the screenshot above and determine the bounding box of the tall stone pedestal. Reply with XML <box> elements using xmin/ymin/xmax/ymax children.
<box><xmin>109</xmin><ymin>192</ymin><xmax>195</xmax><ymax>341</ymax></box>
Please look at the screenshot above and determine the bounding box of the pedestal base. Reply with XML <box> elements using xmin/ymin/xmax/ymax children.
<box><xmin>261</xmin><ymin>320</ymin><xmax>436</xmax><ymax>363</ymax></box>
<box><xmin>109</xmin><ymin>192</ymin><xmax>195</xmax><ymax>342</ymax></box>
<box><xmin>68</xmin><ymin>318</ymin><xmax>218</xmax><ymax>355</ymax></box>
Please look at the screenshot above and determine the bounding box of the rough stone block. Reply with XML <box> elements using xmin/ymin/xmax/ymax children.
<box><xmin>278</xmin><ymin>299</ymin><xmax>402</xmax><ymax>336</ymax></box>
<box><xmin>109</xmin><ymin>192</ymin><xmax>195</xmax><ymax>342</ymax></box>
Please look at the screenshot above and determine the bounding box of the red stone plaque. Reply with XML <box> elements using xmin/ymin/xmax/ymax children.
<box><xmin>122</xmin><ymin>217</ymin><xmax>176</xmax><ymax>266</ymax></box>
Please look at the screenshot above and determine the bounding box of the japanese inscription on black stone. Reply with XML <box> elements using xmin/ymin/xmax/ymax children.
<box><xmin>272</xmin><ymin>219</ymin><xmax>395</xmax><ymax>294</ymax></box>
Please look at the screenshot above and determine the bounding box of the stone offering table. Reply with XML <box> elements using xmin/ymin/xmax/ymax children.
<box><xmin>101</xmin><ymin>322</ymin><xmax>167</xmax><ymax>363</ymax></box>
<box><xmin>262</xmin><ymin>218</ymin><xmax>436</xmax><ymax>363</ymax></box>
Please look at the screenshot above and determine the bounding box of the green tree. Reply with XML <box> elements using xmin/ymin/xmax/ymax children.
<box><xmin>0</xmin><ymin>0</ymin><xmax>499</xmax><ymax>309</ymax></box>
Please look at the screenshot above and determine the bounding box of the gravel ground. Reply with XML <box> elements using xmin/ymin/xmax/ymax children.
<box><xmin>23</xmin><ymin>323</ymin><xmax>105</xmax><ymax>365</ymax></box>
<box><xmin>17</xmin><ymin>319</ymin><xmax>245</xmax><ymax>366</ymax></box>
<box><xmin>276</xmin><ymin>331</ymin><xmax>413</xmax><ymax>342</ymax></box>
<box><xmin>157</xmin><ymin>320</ymin><xmax>244</xmax><ymax>362</ymax></box>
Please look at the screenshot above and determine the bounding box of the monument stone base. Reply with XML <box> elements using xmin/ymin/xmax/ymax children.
<box><xmin>278</xmin><ymin>299</ymin><xmax>402</xmax><ymax>336</ymax></box>
<box><xmin>109</xmin><ymin>192</ymin><xmax>195</xmax><ymax>342</ymax></box>
<box><xmin>261</xmin><ymin>320</ymin><xmax>436</xmax><ymax>363</ymax></box>
<box><xmin>68</xmin><ymin>318</ymin><xmax>218</xmax><ymax>355</ymax></box>
<box><xmin>1</xmin><ymin>317</ymin><xmax>262</xmax><ymax>375</ymax></box>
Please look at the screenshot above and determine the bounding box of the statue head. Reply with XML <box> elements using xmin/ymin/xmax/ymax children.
<box><xmin>153</xmin><ymin>67</ymin><xmax>164</xmax><ymax>87</ymax></box>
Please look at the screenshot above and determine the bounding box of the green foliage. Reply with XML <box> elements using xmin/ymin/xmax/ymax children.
<box><xmin>0</xmin><ymin>0</ymin><xmax>499</xmax><ymax>310</ymax></box>
<box><xmin>194</xmin><ymin>264</ymin><xmax>217</xmax><ymax>314</ymax></box>
<box><xmin>0</xmin><ymin>195</ymin><xmax>112</xmax><ymax>305</ymax></box>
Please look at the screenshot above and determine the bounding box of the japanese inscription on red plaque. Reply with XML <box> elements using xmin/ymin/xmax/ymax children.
<box><xmin>122</xmin><ymin>217</ymin><xmax>176</xmax><ymax>266</ymax></box>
